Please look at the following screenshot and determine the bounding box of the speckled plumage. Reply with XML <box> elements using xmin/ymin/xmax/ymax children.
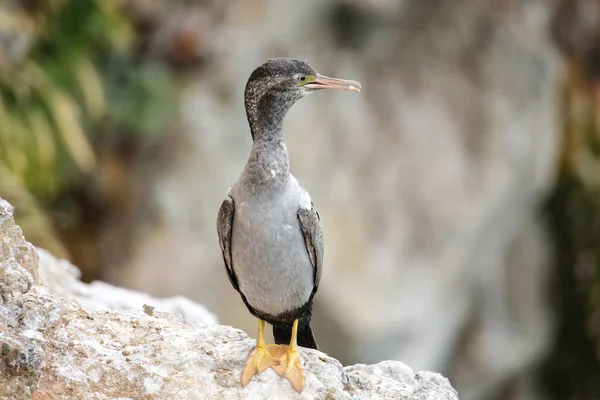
<box><xmin>244</xmin><ymin>59</ymin><xmax>316</xmax><ymax>141</ymax></box>
<box><xmin>217</xmin><ymin>58</ymin><xmax>334</xmax><ymax>349</ymax></box>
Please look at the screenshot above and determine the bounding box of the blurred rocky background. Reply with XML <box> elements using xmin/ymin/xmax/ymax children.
<box><xmin>1</xmin><ymin>0</ymin><xmax>600</xmax><ymax>399</ymax></box>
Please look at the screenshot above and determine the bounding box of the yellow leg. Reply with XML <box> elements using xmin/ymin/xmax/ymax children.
<box><xmin>241</xmin><ymin>319</ymin><xmax>283</xmax><ymax>387</ymax></box>
<box><xmin>272</xmin><ymin>319</ymin><xmax>305</xmax><ymax>392</ymax></box>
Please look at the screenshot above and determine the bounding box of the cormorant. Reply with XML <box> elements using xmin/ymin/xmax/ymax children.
<box><xmin>217</xmin><ymin>57</ymin><xmax>360</xmax><ymax>392</ymax></box>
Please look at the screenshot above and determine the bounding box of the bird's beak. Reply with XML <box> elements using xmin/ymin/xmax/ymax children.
<box><xmin>305</xmin><ymin>74</ymin><xmax>361</xmax><ymax>92</ymax></box>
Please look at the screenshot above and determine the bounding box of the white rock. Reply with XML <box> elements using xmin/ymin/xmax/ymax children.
<box><xmin>37</xmin><ymin>248</ymin><xmax>218</xmax><ymax>326</ymax></box>
<box><xmin>0</xmin><ymin>198</ymin><xmax>458</xmax><ymax>399</ymax></box>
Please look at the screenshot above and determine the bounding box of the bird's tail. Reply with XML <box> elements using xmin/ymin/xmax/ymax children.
<box><xmin>273</xmin><ymin>322</ymin><xmax>317</xmax><ymax>350</ymax></box>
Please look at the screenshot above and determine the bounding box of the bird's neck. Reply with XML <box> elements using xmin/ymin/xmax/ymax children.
<box><xmin>242</xmin><ymin>130</ymin><xmax>290</xmax><ymax>194</ymax></box>
<box><xmin>241</xmin><ymin>93</ymin><xmax>293</xmax><ymax>193</ymax></box>
<box><xmin>246</xmin><ymin>91</ymin><xmax>291</xmax><ymax>142</ymax></box>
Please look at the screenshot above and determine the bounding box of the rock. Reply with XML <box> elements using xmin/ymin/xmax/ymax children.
<box><xmin>37</xmin><ymin>248</ymin><xmax>218</xmax><ymax>326</ymax></box>
<box><xmin>0</xmin><ymin>200</ymin><xmax>40</xmax><ymax>292</ymax></box>
<box><xmin>39</xmin><ymin>316</ymin><xmax>457</xmax><ymax>400</ymax></box>
<box><xmin>0</xmin><ymin>200</ymin><xmax>62</xmax><ymax>399</ymax></box>
<box><xmin>0</xmin><ymin>199</ymin><xmax>458</xmax><ymax>399</ymax></box>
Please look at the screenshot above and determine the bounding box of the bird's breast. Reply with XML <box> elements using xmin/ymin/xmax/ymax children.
<box><xmin>234</xmin><ymin>200</ymin><xmax>299</xmax><ymax>246</ymax></box>
<box><xmin>230</xmin><ymin>196</ymin><xmax>314</xmax><ymax>317</ymax></box>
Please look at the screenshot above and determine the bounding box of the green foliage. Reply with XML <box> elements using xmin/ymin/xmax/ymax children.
<box><xmin>0</xmin><ymin>0</ymin><xmax>128</xmax><ymax>196</ymax></box>
<box><xmin>0</xmin><ymin>0</ymin><xmax>178</xmax><ymax>198</ymax></box>
<box><xmin>103</xmin><ymin>58</ymin><xmax>179</xmax><ymax>141</ymax></box>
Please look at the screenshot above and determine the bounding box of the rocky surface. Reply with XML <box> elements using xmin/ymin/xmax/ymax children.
<box><xmin>37</xmin><ymin>248</ymin><xmax>218</xmax><ymax>326</ymax></box>
<box><xmin>0</xmin><ymin>199</ymin><xmax>458</xmax><ymax>399</ymax></box>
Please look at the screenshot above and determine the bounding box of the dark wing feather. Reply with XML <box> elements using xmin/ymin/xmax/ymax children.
<box><xmin>298</xmin><ymin>203</ymin><xmax>324</xmax><ymax>292</ymax></box>
<box><xmin>217</xmin><ymin>196</ymin><xmax>239</xmax><ymax>291</ymax></box>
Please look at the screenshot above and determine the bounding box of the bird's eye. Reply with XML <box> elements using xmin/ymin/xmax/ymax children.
<box><xmin>299</xmin><ymin>76</ymin><xmax>307</xmax><ymax>82</ymax></box>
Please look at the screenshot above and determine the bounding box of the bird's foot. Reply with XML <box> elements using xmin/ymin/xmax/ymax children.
<box><xmin>241</xmin><ymin>344</ymin><xmax>285</xmax><ymax>387</ymax></box>
<box><xmin>272</xmin><ymin>345</ymin><xmax>304</xmax><ymax>392</ymax></box>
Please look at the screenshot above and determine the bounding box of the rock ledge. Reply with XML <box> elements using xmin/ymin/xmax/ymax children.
<box><xmin>0</xmin><ymin>199</ymin><xmax>458</xmax><ymax>399</ymax></box>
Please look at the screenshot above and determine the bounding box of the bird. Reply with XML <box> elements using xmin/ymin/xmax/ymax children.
<box><xmin>216</xmin><ymin>57</ymin><xmax>360</xmax><ymax>392</ymax></box>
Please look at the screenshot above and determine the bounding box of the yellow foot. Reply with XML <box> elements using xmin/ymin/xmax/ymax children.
<box><xmin>241</xmin><ymin>344</ymin><xmax>284</xmax><ymax>387</ymax></box>
<box><xmin>272</xmin><ymin>346</ymin><xmax>304</xmax><ymax>392</ymax></box>
<box><xmin>266</xmin><ymin>343</ymin><xmax>286</xmax><ymax>359</ymax></box>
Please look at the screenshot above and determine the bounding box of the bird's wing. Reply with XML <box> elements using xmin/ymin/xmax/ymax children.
<box><xmin>217</xmin><ymin>196</ymin><xmax>239</xmax><ymax>291</ymax></box>
<box><xmin>298</xmin><ymin>202</ymin><xmax>324</xmax><ymax>292</ymax></box>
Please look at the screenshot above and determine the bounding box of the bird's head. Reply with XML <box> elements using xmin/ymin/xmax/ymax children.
<box><xmin>244</xmin><ymin>58</ymin><xmax>361</xmax><ymax>138</ymax></box>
